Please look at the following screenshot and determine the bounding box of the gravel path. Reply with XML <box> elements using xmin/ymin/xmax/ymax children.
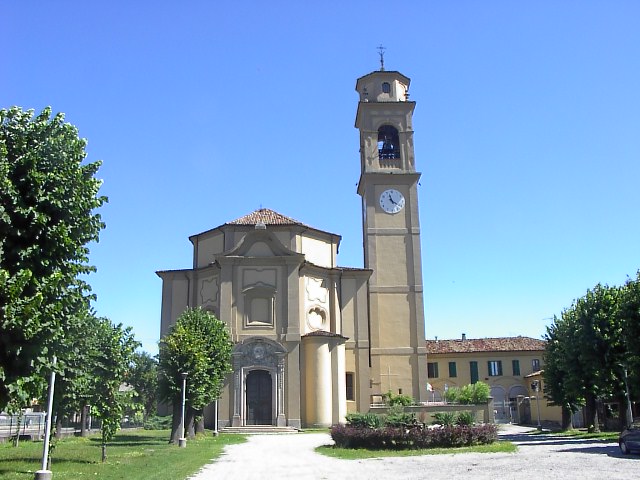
<box><xmin>189</xmin><ymin>424</ymin><xmax>638</xmax><ymax>480</ymax></box>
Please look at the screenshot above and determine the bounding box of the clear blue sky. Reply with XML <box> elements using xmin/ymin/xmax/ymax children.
<box><xmin>3</xmin><ymin>1</ymin><xmax>639</xmax><ymax>354</ymax></box>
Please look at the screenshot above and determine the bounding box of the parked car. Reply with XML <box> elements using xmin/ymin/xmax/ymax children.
<box><xmin>619</xmin><ymin>423</ymin><xmax>640</xmax><ymax>455</ymax></box>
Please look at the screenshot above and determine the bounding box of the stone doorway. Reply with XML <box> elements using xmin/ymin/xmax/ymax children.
<box><xmin>246</xmin><ymin>370</ymin><xmax>272</xmax><ymax>425</ymax></box>
<box><xmin>231</xmin><ymin>338</ymin><xmax>287</xmax><ymax>428</ymax></box>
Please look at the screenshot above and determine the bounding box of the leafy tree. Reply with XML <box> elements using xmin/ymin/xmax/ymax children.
<box><xmin>0</xmin><ymin>107</ymin><xmax>106</xmax><ymax>410</ymax></box>
<box><xmin>544</xmin><ymin>311</ymin><xmax>584</xmax><ymax>429</ymax></box>
<box><xmin>127</xmin><ymin>351</ymin><xmax>159</xmax><ymax>421</ymax></box>
<box><xmin>574</xmin><ymin>284</ymin><xmax>625</xmax><ymax>431</ymax></box>
<box><xmin>90</xmin><ymin>318</ymin><xmax>139</xmax><ymax>462</ymax></box>
<box><xmin>618</xmin><ymin>272</ymin><xmax>640</xmax><ymax>417</ymax></box>
<box><xmin>49</xmin><ymin>312</ymin><xmax>101</xmax><ymax>438</ymax></box>
<box><xmin>544</xmin><ymin>283</ymin><xmax>629</xmax><ymax>431</ymax></box>
<box><xmin>158</xmin><ymin>307</ymin><xmax>232</xmax><ymax>443</ymax></box>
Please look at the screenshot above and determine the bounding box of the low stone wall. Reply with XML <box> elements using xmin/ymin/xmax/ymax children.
<box><xmin>369</xmin><ymin>398</ymin><xmax>495</xmax><ymax>424</ymax></box>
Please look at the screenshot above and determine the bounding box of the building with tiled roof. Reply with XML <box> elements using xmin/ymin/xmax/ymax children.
<box><xmin>158</xmin><ymin>206</ymin><xmax>371</xmax><ymax>429</ymax></box>
<box><xmin>425</xmin><ymin>334</ymin><xmax>551</xmax><ymax>424</ymax></box>
<box><xmin>226</xmin><ymin>208</ymin><xmax>307</xmax><ymax>227</ymax></box>
<box><xmin>157</xmin><ymin>66</ymin><xmax>429</xmax><ymax>430</ymax></box>
<box><xmin>426</xmin><ymin>335</ymin><xmax>545</xmax><ymax>355</ymax></box>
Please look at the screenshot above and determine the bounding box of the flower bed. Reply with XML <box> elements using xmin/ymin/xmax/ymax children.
<box><xmin>330</xmin><ymin>423</ymin><xmax>498</xmax><ymax>450</ymax></box>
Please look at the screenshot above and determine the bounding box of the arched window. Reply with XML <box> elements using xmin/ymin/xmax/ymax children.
<box><xmin>377</xmin><ymin>125</ymin><xmax>400</xmax><ymax>160</ymax></box>
<box><xmin>382</xmin><ymin>82</ymin><xmax>391</xmax><ymax>94</ymax></box>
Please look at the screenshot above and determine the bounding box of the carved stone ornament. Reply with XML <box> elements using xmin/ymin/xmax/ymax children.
<box><xmin>233</xmin><ymin>339</ymin><xmax>285</xmax><ymax>369</ymax></box>
<box><xmin>307</xmin><ymin>306</ymin><xmax>326</xmax><ymax>331</ymax></box>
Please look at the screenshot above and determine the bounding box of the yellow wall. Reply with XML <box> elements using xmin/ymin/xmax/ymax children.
<box><xmin>426</xmin><ymin>350</ymin><xmax>564</xmax><ymax>426</ymax></box>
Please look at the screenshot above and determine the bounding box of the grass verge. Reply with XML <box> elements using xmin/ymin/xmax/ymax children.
<box><xmin>316</xmin><ymin>441</ymin><xmax>516</xmax><ymax>459</ymax></box>
<box><xmin>0</xmin><ymin>429</ymin><xmax>245</xmax><ymax>480</ymax></box>
<box><xmin>542</xmin><ymin>429</ymin><xmax>619</xmax><ymax>441</ymax></box>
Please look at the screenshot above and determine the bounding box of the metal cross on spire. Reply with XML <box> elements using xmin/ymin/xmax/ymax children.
<box><xmin>377</xmin><ymin>44</ymin><xmax>386</xmax><ymax>71</ymax></box>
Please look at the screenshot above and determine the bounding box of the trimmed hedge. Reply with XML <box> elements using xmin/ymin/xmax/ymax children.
<box><xmin>330</xmin><ymin>424</ymin><xmax>498</xmax><ymax>450</ymax></box>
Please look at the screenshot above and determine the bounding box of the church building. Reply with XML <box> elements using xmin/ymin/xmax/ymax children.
<box><xmin>157</xmin><ymin>66</ymin><xmax>428</xmax><ymax>429</ymax></box>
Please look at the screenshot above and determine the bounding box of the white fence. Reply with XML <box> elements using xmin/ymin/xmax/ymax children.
<box><xmin>0</xmin><ymin>412</ymin><xmax>47</xmax><ymax>440</ymax></box>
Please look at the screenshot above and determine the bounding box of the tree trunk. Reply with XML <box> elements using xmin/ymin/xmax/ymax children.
<box><xmin>80</xmin><ymin>404</ymin><xmax>89</xmax><ymax>437</ymax></box>
<box><xmin>618</xmin><ymin>395</ymin><xmax>629</xmax><ymax>431</ymax></box>
<box><xmin>194</xmin><ymin>408</ymin><xmax>205</xmax><ymax>435</ymax></box>
<box><xmin>561</xmin><ymin>405</ymin><xmax>573</xmax><ymax>430</ymax></box>
<box><xmin>585</xmin><ymin>393</ymin><xmax>600</xmax><ymax>433</ymax></box>
<box><xmin>169</xmin><ymin>400</ymin><xmax>182</xmax><ymax>444</ymax></box>
<box><xmin>185</xmin><ymin>407</ymin><xmax>196</xmax><ymax>439</ymax></box>
<box><xmin>12</xmin><ymin>411</ymin><xmax>23</xmax><ymax>447</ymax></box>
<box><xmin>54</xmin><ymin>411</ymin><xmax>64</xmax><ymax>439</ymax></box>
<box><xmin>101</xmin><ymin>443</ymin><xmax>107</xmax><ymax>463</ymax></box>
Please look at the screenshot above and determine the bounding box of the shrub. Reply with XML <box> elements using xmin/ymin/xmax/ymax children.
<box><xmin>345</xmin><ymin>412</ymin><xmax>383</xmax><ymax>429</ymax></box>
<box><xmin>432</xmin><ymin>412</ymin><xmax>456</xmax><ymax>426</ymax></box>
<box><xmin>456</xmin><ymin>411</ymin><xmax>476</xmax><ymax>426</ymax></box>
<box><xmin>458</xmin><ymin>384</ymin><xmax>474</xmax><ymax>404</ymax></box>
<box><xmin>470</xmin><ymin>382</ymin><xmax>490</xmax><ymax>404</ymax></box>
<box><xmin>443</xmin><ymin>387</ymin><xmax>460</xmax><ymax>403</ymax></box>
<box><xmin>330</xmin><ymin>423</ymin><xmax>498</xmax><ymax>450</ymax></box>
<box><xmin>384</xmin><ymin>405</ymin><xmax>418</xmax><ymax>427</ymax></box>
<box><xmin>143</xmin><ymin>415</ymin><xmax>172</xmax><ymax>430</ymax></box>
<box><xmin>383</xmin><ymin>391</ymin><xmax>414</xmax><ymax>406</ymax></box>
<box><xmin>443</xmin><ymin>382</ymin><xmax>490</xmax><ymax>405</ymax></box>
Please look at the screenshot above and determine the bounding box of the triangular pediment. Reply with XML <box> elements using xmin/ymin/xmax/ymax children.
<box><xmin>223</xmin><ymin>228</ymin><xmax>301</xmax><ymax>258</ymax></box>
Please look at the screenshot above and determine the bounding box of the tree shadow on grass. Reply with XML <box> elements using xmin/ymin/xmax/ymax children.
<box><xmin>88</xmin><ymin>434</ymin><xmax>168</xmax><ymax>447</ymax></box>
<box><xmin>0</xmin><ymin>454</ymin><xmax>100</xmax><ymax>475</ymax></box>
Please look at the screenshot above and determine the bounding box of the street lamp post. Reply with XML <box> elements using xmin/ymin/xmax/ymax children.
<box><xmin>35</xmin><ymin>357</ymin><xmax>57</xmax><ymax>480</ymax></box>
<box><xmin>213</xmin><ymin>399</ymin><xmax>219</xmax><ymax>437</ymax></box>
<box><xmin>178</xmin><ymin>372</ymin><xmax>188</xmax><ymax>448</ymax></box>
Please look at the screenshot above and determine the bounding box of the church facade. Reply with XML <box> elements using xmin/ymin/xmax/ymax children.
<box><xmin>157</xmin><ymin>67</ymin><xmax>428</xmax><ymax>428</ymax></box>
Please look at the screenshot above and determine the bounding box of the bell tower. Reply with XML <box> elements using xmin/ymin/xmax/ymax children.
<box><xmin>355</xmin><ymin>64</ymin><xmax>428</xmax><ymax>402</ymax></box>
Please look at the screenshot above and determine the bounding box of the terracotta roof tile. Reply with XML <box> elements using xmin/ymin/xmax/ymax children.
<box><xmin>302</xmin><ymin>330</ymin><xmax>349</xmax><ymax>340</ymax></box>
<box><xmin>425</xmin><ymin>336</ymin><xmax>545</xmax><ymax>354</ymax></box>
<box><xmin>227</xmin><ymin>208</ymin><xmax>308</xmax><ymax>227</ymax></box>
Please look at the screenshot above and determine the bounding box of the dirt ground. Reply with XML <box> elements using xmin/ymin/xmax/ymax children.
<box><xmin>189</xmin><ymin>424</ymin><xmax>639</xmax><ymax>480</ymax></box>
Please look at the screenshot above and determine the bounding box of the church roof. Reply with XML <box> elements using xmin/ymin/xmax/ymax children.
<box><xmin>426</xmin><ymin>336</ymin><xmax>545</xmax><ymax>354</ymax></box>
<box><xmin>356</xmin><ymin>70</ymin><xmax>410</xmax><ymax>85</ymax></box>
<box><xmin>226</xmin><ymin>208</ymin><xmax>308</xmax><ymax>227</ymax></box>
<box><xmin>302</xmin><ymin>330</ymin><xmax>349</xmax><ymax>340</ymax></box>
<box><xmin>190</xmin><ymin>208</ymin><xmax>341</xmax><ymax>242</ymax></box>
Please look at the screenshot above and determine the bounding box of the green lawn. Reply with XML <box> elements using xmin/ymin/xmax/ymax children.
<box><xmin>543</xmin><ymin>429</ymin><xmax>620</xmax><ymax>441</ymax></box>
<box><xmin>0</xmin><ymin>429</ymin><xmax>245</xmax><ymax>480</ymax></box>
<box><xmin>316</xmin><ymin>441</ymin><xmax>517</xmax><ymax>459</ymax></box>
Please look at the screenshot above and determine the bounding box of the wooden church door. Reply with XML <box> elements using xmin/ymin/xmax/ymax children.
<box><xmin>246</xmin><ymin>370</ymin><xmax>272</xmax><ymax>425</ymax></box>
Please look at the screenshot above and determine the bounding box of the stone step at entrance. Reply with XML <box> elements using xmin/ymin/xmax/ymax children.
<box><xmin>220</xmin><ymin>425</ymin><xmax>299</xmax><ymax>434</ymax></box>
<box><xmin>220</xmin><ymin>426</ymin><xmax>299</xmax><ymax>434</ymax></box>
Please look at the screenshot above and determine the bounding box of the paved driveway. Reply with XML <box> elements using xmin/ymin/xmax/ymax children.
<box><xmin>190</xmin><ymin>424</ymin><xmax>639</xmax><ymax>480</ymax></box>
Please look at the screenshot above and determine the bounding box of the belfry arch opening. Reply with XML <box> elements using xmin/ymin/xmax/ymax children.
<box><xmin>377</xmin><ymin>125</ymin><xmax>400</xmax><ymax>160</ymax></box>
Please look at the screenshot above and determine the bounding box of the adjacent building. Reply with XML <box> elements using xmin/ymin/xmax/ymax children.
<box><xmin>425</xmin><ymin>335</ymin><xmax>547</xmax><ymax>423</ymax></box>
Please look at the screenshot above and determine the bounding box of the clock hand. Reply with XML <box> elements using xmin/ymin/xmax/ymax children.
<box><xmin>388</xmin><ymin>193</ymin><xmax>397</xmax><ymax>205</ymax></box>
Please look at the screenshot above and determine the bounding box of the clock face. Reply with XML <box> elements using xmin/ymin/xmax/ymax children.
<box><xmin>379</xmin><ymin>189</ymin><xmax>405</xmax><ymax>214</ymax></box>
